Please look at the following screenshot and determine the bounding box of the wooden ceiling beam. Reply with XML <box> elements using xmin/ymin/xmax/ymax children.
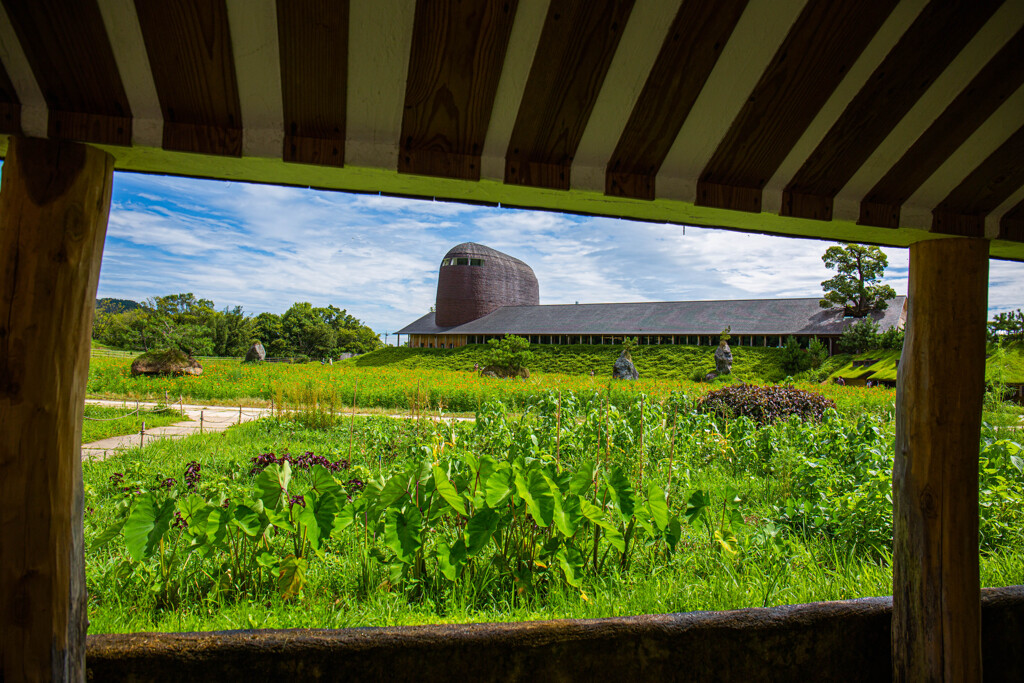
<box><xmin>695</xmin><ymin>0</ymin><xmax>895</xmax><ymax>214</ymax></box>
<box><xmin>2</xmin><ymin>0</ymin><xmax>131</xmax><ymax>145</ymax></box>
<box><xmin>1000</xmin><ymin>200</ymin><xmax>1024</xmax><ymax>242</ymax></box>
<box><xmin>861</xmin><ymin>27</ymin><xmax>1024</xmax><ymax>229</ymax></box>
<box><xmin>782</xmin><ymin>0</ymin><xmax>1002</xmax><ymax>221</ymax></box>
<box><xmin>604</xmin><ymin>0</ymin><xmax>746</xmax><ymax>201</ymax></box>
<box><xmin>0</xmin><ymin>60</ymin><xmax>20</xmax><ymax>134</ymax></box>
<box><xmin>134</xmin><ymin>0</ymin><xmax>242</xmax><ymax>157</ymax></box>
<box><xmin>505</xmin><ymin>0</ymin><xmax>634</xmax><ymax>190</ymax></box>
<box><xmin>399</xmin><ymin>0</ymin><xmax>517</xmax><ymax>180</ymax></box>
<box><xmin>277</xmin><ymin>0</ymin><xmax>347</xmax><ymax>167</ymax></box>
<box><xmin>931</xmin><ymin>125</ymin><xmax>1024</xmax><ymax>237</ymax></box>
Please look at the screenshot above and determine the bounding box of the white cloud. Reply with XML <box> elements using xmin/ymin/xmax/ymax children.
<box><xmin>94</xmin><ymin>172</ymin><xmax>1024</xmax><ymax>335</ymax></box>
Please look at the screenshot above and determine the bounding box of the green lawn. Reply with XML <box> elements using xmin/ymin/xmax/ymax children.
<box><xmin>82</xmin><ymin>404</ymin><xmax>188</xmax><ymax>444</ymax></box>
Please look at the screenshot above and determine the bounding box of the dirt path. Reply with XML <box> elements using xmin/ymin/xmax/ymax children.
<box><xmin>81</xmin><ymin>399</ymin><xmax>472</xmax><ymax>460</ymax></box>
<box><xmin>81</xmin><ymin>400</ymin><xmax>273</xmax><ymax>460</ymax></box>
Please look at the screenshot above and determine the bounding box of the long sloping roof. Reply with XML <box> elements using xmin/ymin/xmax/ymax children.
<box><xmin>0</xmin><ymin>3</ymin><xmax>1021</xmax><ymax>259</ymax></box>
<box><xmin>398</xmin><ymin>296</ymin><xmax>907</xmax><ymax>337</ymax></box>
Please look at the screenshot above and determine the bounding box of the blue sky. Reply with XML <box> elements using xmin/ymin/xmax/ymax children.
<box><xmin>42</xmin><ymin>170</ymin><xmax>1024</xmax><ymax>337</ymax></box>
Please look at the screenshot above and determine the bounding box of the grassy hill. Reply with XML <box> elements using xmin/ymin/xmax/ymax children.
<box><xmin>828</xmin><ymin>342</ymin><xmax>1024</xmax><ymax>386</ymax></box>
<box><xmin>353</xmin><ymin>343</ymin><xmax>797</xmax><ymax>382</ymax></box>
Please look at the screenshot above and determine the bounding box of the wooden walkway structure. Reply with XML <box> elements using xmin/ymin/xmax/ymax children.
<box><xmin>1</xmin><ymin>1</ymin><xmax>1023</xmax><ymax>680</ymax></box>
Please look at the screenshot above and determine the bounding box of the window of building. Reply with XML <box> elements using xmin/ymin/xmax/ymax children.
<box><xmin>441</xmin><ymin>258</ymin><xmax>450</xmax><ymax>266</ymax></box>
<box><xmin>470</xmin><ymin>258</ymin><xmax>483</xmax><ymax>266</ymax></box>
<box><xmin>455</xmin><ymin>257</ymin><xmax>469</xmax><ymax>265</ymax></box>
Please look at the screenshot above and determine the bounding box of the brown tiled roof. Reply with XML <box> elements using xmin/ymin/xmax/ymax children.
<box><xmin>397</xmin><ymin>296</ymin><xmax>907</xmax><ymax>337</ymax></box>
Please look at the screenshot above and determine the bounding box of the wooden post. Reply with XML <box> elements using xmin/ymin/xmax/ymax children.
<box><xmin>893</xmin><ymin>237</ymin><xmax>988</xmax><ymax>681</ymax></box>
<box><xmin>0</xmin><ymin>137</ymin><xmax>113</xmax><ymax>681</ymax></box>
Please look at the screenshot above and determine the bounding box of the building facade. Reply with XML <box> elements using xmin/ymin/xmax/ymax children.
<box><xmin>399</xmin><ymin>244</ymin><xmax>907</xmax><ymax>353</ymax></box>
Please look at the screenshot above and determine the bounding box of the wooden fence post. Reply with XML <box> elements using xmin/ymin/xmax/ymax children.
<box><xmin>0</xmin><ymin>137</ymin><xmax>113</xmax><ymax>681</ymax></box>
<box><xmin>893</xmin><ymin>237</ymin><xmax>988</xmax><ymax>681</ymax></box>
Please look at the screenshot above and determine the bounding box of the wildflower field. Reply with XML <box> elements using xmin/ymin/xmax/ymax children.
<box><xmin>82</xmin><ymin>387</ymin><xmax>1024</xmax><ymax>633</ymax></box>
<box><xmin>87</xmin><ymin>355</ymin><xmax>897</xmax><ymax>416</ymax></box>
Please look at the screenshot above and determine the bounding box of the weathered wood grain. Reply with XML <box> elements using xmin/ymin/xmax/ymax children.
<box><xmin>893</xmin><ymin>237</ymin><xmax>988</xmax><ymax>681</ymax></box>
<box><xmin>505</xmin><ymin>0</ymin><xmax>634</xmax><ymax>190</ymax></box>
<box><xmin>861</xmin><ymin>28</ymin><xmax>1024</xmax><ymax>229</ymax></box>
<box><xmin>1000</xmin><ymin>200</ymin><xmax>1024</xmax><ymax>242</ymax></box>
<box><xmin>2</xmin><ymin>0</ymin><xmax>131</xmax><ymax>145</ymax></box>
<box><xmin>0</xmin><ymin>137</ymin><xmax>113</xmax><ymax>682</ymax></box>
<box><xmin>277</xmin><ymin>0</ymin><xmax>348</xmax><ymax>167</ymax></box>
<box><xmin>697</xmin><ymin>0</ymin><xmax>894</xmax><ymax>212</ymax></box>
<box><xmin>784</xmin><ymin>1</ymin><xmax>1001</xmax><ymax>220</ymax></box>
<box><xmin>0</xmin><ymin>59</ymin><xmax>21</xmax><ymax>134</ymax></box>
<box><xmin>399</xmin><ymin>0</ymin><xmax>517</xmax><ymax>180</ymax></box>
<box><xmin>135</xmin><ymin>0</ymin><xmax>243</xmax><ymax>156</ymax></box>
<box><xmin>605</xmin><ymin>0</ymin><xmax>747</xmax><ymax>200</ymax></box>
<box><xmin>932</xmin><ymin>125</ymin><xmax>1024</xmax><ymax>237</ymax></box>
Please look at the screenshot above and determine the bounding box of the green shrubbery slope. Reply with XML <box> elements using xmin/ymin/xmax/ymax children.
<box><xmin>353</xmin><ymin>343</ymin><xmax>794</xmax><ymax>382</ymax></box>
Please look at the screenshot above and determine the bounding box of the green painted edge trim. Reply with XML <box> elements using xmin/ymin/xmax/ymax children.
<box><xmin>1</xmin><ymin>136</ymin><xmax>1020</xmax><ymax>260</ymax></box>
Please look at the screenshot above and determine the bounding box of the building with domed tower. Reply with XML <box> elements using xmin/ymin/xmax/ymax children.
<box><xmin>398</xmin><ymin>243</ymin><xmax>905</xmax><ymax>354</ymax></box>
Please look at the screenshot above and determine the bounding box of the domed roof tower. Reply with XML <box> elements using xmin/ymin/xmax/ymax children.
<box><xmin>435</xmin><ymin>243</ymin><xmax>539</xmax><ymax>327</ymax></box>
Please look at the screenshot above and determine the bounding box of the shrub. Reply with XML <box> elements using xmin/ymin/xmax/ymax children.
<box><xmin>697</xmin><ymin>384</ymin><xmax>836</xmax><ymax>424</ymax></box>
<box><xmin>485</xmin><ymin>334</ymin><xmax>533</xmax><ymax>373</ymax></box>
<box><xmin>780</xmin><ymin>336</ymin><xmax>811</xmax><ymax>375</ymax></box>
<box><xmin>838</xmin><ymin>317</ymin><xmax>880</xmax><ymax>354</ymax></box>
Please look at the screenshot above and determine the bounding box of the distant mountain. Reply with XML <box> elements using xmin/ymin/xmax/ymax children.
<box><xmin>96</xmin><ymin>298</ymin><xmax>142</xmax><ymax>314</ymax></box>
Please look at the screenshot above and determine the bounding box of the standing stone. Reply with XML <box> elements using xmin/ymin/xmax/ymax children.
<box><xmin>244</xmin><ymin>341</ymin><xmax>266</xmax><ymax>362</ymax></box>
<box><xmin>714</xmin><ymin>340</ymin><xmax>733</xmax><ymax>375</ymax></box>
<box><xmin>613</xmin><ymin>351</ymin><xmax>640</xmax><ymax>380</ymax></box>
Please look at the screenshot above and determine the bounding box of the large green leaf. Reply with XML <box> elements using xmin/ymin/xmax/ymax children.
<box><xmin>232</xmin><ymin>504</ymin><xmax>261</xmax><ymax>537</ymax></box>
<box><xmin>295</xmin><ymin>504</ymin><xmax>322</xmax><ymax>554</ymax></box>
<box><xmin>647</xmin><ymin>484</ymin><xmax>669</xmax><ymax>531</ymax></box>
<box><xmin>307</xmin><ymin>465</ymin><xmax>342</xmax><ymax>497</ymax></box>
<box><xmin>664</xmin><ymin>517</ymin><xmax>682</xmax><ymax>552</ymax></box>
<box><xmin>331</xmin><ymin>500</ymin><xmax>356</xmax><ymax>537</ymax></box>
<box><xmin>384</xmin><ymin>507</ymin><xmax>422</xmax><ymax>564</ymax></box>
<box><xmin>569</xmin><ymin>461</ymin><xmax>595</xmax><ymax>495</ymax></box>
<box><xmin>579</xmin><ymin>499</ymin><xmax>624</xmax><ymax>552</ymax></box>
<box><xmin>685</xmin><ymin>489</ymin><xmax>711</xmax><ymax>526</ymax></box>
<box><xmin>124</xmin><ymin>494</ymin><xmax>176</xmax><ymax>561</ymax></box>
<box><xmin>483</xmin><ymin>461</ymin><xmax>513</xmax><ymax>508</ymax></box>
<box><xmin>376</xmin><ymin>472</ymin><xmax>410</xmax><ymax>513</ymax></box>
<box><xmin>432</xmin><ymin>465</ymin><xmax>467</xmax><ymax>516</ymax></box>
<box><xmin>550</xmin><ymin>482</ymin><xmax>582</xmax><ymax>538</ymax></box>
<box><xmin>277</xmin><ymin>554</ymin><xmax>308</xmax><ymax>600</ymax></box>
<box><xmin>464</xmin><ymin>507</ymin><xmax>499</xmax><ymax>556</ymax></box>
<box><xmin>256</xmin><ymin>462</ymin><xmax>291</xmax><ymax>511</ymax></box>
<box><xmin>556</xmin><ymin>544</ymin><xmax>585</xmax><ymax>587</ymax></box>
<box><xmin>311</xmin><ymin>490</ymin><xmax>343</xmax><ymax>541</ymax></box>
<box><xmin>604</xmin><ymin>468</ymin><xmax>635</xmax><ymax>523</ymax></box>
<box><xmin>515</xmin><ymin>468</ymin><xmax>553</xmax><ymax>527</ymax></box>
<box><xmin>436</xmin><ymin>538</ymin><xmax>468</xmax><ymax>581</ymax></box>
<box><xmin>204</xmin><ymin>506</ymin><xmax>231</xmax><ymax>548</ymax></box>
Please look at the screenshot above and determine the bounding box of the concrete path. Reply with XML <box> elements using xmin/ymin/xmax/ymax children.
<box><xmin>81</xmin><ymin>399</ymin><xmax>473</xmax><ymax>460</ymax></box>
<box><xmin>81</xmin><ymin>399</ymin><xmax>272</xmax><ymax>460</ymax></box>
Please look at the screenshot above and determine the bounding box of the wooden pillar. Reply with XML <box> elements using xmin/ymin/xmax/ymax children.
<box><xmin>0</xmin><ymin>137</ymin><xmax>113</xmax><ymax>681</ymax></box>
<box><xmin>893</xmin><ymin>237</ymin><xmax>988</xmax><ymax>681</ymax></box>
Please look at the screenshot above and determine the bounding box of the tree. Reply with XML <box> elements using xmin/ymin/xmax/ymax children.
<box><xmin>780</xmin><ymin>336</ymin><xmax>811</xmax><ymax>375</ymax></box>
<box><xmin>837</xmin><ymin>317</ymin><xmax>880</xmax><ymax>354</ymax></box>
<box><xmin>819</xmin><ymin>244</ymin><xmax>896</xmax><ymax>317</ymax></box>
<box><xmin>987</xmin><ymin>308</ymin><xmax>1024</xmax><ymax>344</ymax></box>
<box><xmin>485</xmin><ymin>335</ymin><xmax>533</xmax><ymax>373</ymax></box>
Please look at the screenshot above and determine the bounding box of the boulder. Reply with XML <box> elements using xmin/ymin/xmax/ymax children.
<box><xmin>714</xmin><ymin>341</ymin><xmax>733</xmax><ymax>375</ymax></box>
<box><xmin>612</xmin><ymin>351</ymin><xmax>639</xmax><ymax>380</ymax></box>
<box><xmin>704</xmin><ymin>371</ymin><xmax>719</xmax><ymax>382</ymax></box>
<box><xmin>244</xmin><ymin>341</ymin><xmax>266</xmax><ymax>362</ymax></box>
<box><xmin>130</xmin><ymin>349</ymin><xmax>203</xmax><ymax>377</ymax></box>
<box><xmin>479</xmin><ymin>365</ymin><xmax>530</xmax><ymax>379</ymax></box>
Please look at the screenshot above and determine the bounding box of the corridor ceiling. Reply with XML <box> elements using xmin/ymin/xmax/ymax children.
<box><xmin>0</xmin><ymin>0</ymin><xmax>1022</xmax><ymax>258</ymax></box>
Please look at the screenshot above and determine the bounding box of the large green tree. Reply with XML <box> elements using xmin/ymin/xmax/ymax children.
<box><xmin>819</xmin><ymin>244</ymin><xmax>897</xmax><ymax>317</ymax></box>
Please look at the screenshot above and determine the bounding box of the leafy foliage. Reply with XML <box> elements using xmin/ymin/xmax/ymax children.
<box><xmin>92</xmin><ymin>293</ymin><xmax>382</xmax><ymax>358</ymax></box>
<box><xmin>485</xmin><ymin>334</ymin><xmax>534</xmax><ymax>373</ymax></box>
<box><xmin>819</xmin><ymin>244</ymin><xmax>897</xmax><ymax>317</ymax></box>
<box><xmin>988</xmin><ymin>309</ymin><xmax>1024</xmax><ymax>344</ymax></box>
<box><xmin>837</xmin><ymin>317</ymin><xmax>880</xmax><ymax>354</ymax></box>
<box><xmin>697</xmin><ymin>384</ymin><xmax>836</xmax><ymax>425</ymax></box>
